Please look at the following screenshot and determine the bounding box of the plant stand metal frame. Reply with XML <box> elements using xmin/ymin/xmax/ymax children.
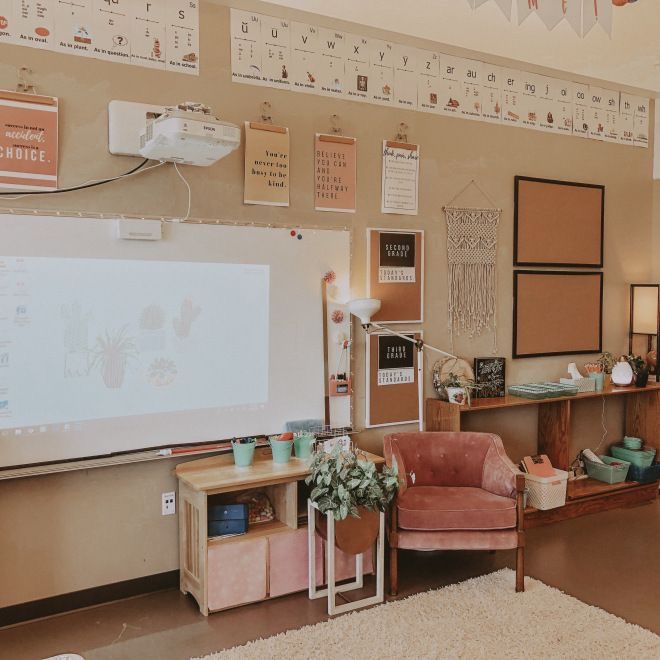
<box><xmin>307</xmin><ymin>499</ymin><xmax>385</xmax><ymax>615</ymax></box>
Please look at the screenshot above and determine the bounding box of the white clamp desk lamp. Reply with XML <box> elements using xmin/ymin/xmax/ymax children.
<box><xmin>347</xmin><ymin>298</ymin><xmax>456</xmax><ymax>431</ymax></box>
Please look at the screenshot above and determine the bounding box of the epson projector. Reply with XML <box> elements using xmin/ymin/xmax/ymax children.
<box><xmin>108</xmin><ymin>100</ymin><xmax>241</xmax><ymax>166</ymax></box>
<box><xmin>139</xmin><ymin>104</ymin><xmax>241</xmax><ymax>166</ymax></box>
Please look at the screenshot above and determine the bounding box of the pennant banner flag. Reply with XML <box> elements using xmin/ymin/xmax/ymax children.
<box><xmin>466</xmin><ymin>0</ymin><xmax>615</xmax><ymax>37</ymax></box>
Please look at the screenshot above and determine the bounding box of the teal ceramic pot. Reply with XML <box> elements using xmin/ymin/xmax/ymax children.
<box><xmin>231</xmin><ymin>440</ymin><xmax>256</xmax><ymax>467</ymax></box>
<box><xmin>270</xmin><ymin>439</ymin><xmax>293</xmax><ymax>464</ymax></box>
<box><xmin>294</xmin><ymin>433</ymin><xmax>315</xmax><ymax>459</ymax></box>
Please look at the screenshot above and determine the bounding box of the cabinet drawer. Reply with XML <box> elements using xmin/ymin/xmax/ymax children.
<box><xmin>208</xmin><ymin>537</ymin><xmax>267</xmax><ymax>611</ymax></box>
<box><xmin>269</xmin><ymin>528</ymin><xmax>324</xmax><ymax>598</ymax></box>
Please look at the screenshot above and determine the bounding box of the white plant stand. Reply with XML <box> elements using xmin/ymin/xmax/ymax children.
<box><xmin>307</xmin><ymin>499</ymin><xmax>385</xmax><ymax>615</ymax></box>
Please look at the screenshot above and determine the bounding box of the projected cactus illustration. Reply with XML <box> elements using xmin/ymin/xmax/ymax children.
<box><xmin>147</xmin><ymin>358</ymin><xmax>178</xmax><ymax>387</ymax></box>
<box><xmin>173</xmin><ymin>298</ymin><xmax>201</xmax><ymax>339</ymax></box>
<box><xmin>91</xmin><ymin>326</ymin><xmax>138</xmax><ymax>389</ymax></box>
<box><xmin>61</xmin><ymin>302</ymin><xmax>91</xmax><ymax>377</ymax></box>
<box><xmin>139</xmin><ymin>304</ymin><xmax>167</xmax><ymax>351</ymax></box>
<box><xmin>140</xmin><ymin>304</ymin><xmax>166</xmax><ymax>331</ymax></box>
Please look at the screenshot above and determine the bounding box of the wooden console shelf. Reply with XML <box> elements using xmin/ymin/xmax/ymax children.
<box><xmin>427</xmin><ymin>383</ymin><xmax>660</xmax><ymax>527</ymax></box>
<box><xmin>175</xmin><ymin>447</ymin><xmax>384</xmax><ymax>615</ymax></box>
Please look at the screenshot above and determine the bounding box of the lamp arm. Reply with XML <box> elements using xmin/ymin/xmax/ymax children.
<box><xmin>368</xmin><ymin>322</ymin><xmax>456</xmax><ymax>359</ymax></box>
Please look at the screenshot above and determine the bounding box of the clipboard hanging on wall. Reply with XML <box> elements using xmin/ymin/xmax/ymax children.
<box><xmin>244</xmin><ymin>121</ymin><xmax>290</xmax><ymax>206</ymax></box>
<box><xmin>367</xmin><ymin>228</ymin><xmax>424</xmax><ymax>324</ymax></box>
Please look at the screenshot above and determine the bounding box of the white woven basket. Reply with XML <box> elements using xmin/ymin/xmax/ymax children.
<box><xmin>524</xmin><ymin>469</ymin><xmax>569</xmax><ymax>511</ymax></box>
<box><xmin>559</xmin><ymin>377</ymin><xmax>596</xmax><ymax>393</ymax></box>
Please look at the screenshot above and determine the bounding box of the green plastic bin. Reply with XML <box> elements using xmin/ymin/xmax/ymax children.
<box><xmin>610</xmin><ymin>444</ymin><xmax>656</xmax><ymax>468</ymax></box>
<box><xmin>583</xmin><ymin>455</ymin><xmax>630</xmax><ymax>484</ymax></box>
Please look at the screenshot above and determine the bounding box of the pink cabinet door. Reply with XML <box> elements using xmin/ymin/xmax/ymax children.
<box><xmin>268</xmin><ymin>528</ymin><xmax>324</xmax><ymax>598</ymax></box>
<box><xmin>207</xmin><ymin>537</ymin><xmax>268</xmax><ymax>611</ymax></box>
<box><xmin>324</xmin><ymin>541</ymin><xmax>374</xmax><ymax>581</ymax></box>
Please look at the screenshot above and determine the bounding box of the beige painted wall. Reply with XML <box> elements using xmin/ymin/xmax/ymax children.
<box><xmin>0</xmin><ymin>1</ymin><xmax>655</xmax><ymax>607</ymax></box>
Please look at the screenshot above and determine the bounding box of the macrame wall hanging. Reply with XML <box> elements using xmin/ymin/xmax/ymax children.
<box><xmin>443</xmin><ymin>180</ymin><xmax>501</xmax><ymax>352</ymax></box>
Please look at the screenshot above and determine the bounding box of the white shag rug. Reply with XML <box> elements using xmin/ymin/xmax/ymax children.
<box><xmin>194</xmin><ymin>569</ymin><xmax>660</xmax><ymax>660</ymax></box>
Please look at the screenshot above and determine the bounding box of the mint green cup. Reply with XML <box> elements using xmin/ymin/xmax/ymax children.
<box><xmin>270</xmin><ymin>439</ymin><xmax>293</xmax><ymax>464</ymax></box>
<box><xmin>232</xmin><ymin>440</ymin><xmax>256</xmax><ymax>467</ymax></box>
<box><xmin>294</xmin><ymin>433</ymin><xmax>315</xmax><ymax>459</ymax></box>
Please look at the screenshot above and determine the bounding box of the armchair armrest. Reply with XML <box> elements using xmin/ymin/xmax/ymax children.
<box><xmin>384</xmin><ymin>437</ymin><xmax>409</xmax><ymax>496</ymax></box>
<box><xmin>481</xmin><ymin>436</ymin><xmax>522</xmax><ymax>500</ymax></box>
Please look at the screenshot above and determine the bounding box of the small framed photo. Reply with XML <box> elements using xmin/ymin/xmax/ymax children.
<box><xmin>474</xmin><ymin>357</ymin><xmax>506</xmax><ymax>399</ymax></box>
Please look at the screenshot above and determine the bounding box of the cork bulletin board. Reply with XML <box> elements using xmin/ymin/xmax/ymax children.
<box><xmin>366</xmin><ymin>331</ymin><xmax>421</xmax><ymax>427</ymax></box>
<box><xmin>514</xmin><ymin>176</ymin><xmax>605</xmax><ymax>268</ymax></box>
<box><xmin>513</xmin><ymin>271</ymin><xmax>603</xmax><ymax>358</ymax></box>
<box><xmin>367</xmin><ymin>228</ymin><xmax>424</xmax><ymax>323</ymax></box>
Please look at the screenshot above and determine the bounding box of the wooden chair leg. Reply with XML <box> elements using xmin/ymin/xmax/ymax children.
<box><xmin>516</xmin><ymin>545</ymin><xmax>525</xmax><ymax>592</ymax></box>
<box><xmin>389</xmin><ymin>546</ymin><xmax>398</xmax><ymax>596</ymax></box>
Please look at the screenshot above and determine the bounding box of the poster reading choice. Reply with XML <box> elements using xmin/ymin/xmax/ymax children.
<box><xmin>229</xmin><ymin>8</ymin><xmax>650</xmax><ymax>148</ymax></box>
<box><xmin>314</xmin><ymin>133</ymin><xmax>356</xmax><ymax>212</ymax></box>
<box><xmin>0</xmin><ymin>91</ymin><xmax>58</xmax><ymax>190</ymax></box>
<box><xmin>244</xmin><ymin>122</ymin><xmax>290</xmax><ymax>206</ymax></box>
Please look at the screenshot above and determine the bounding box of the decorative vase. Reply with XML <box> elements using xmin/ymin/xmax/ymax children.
<box><xmin>293</xmin><ymin>433</ymin><xmax>315</xmax><ymax>459</ymax></box>
<box><xmin>269</xmin><ymin>438</ymin><xmax>293</xmax><ymax>464</ymax></box>
<box><xmin>316</xmin><ymin>506</ymin><xmax>380</xmax><ymax>555</ymax></box>
<box><xmin>611</xmin><ymin>360</ymin><xmax>634</xmax><ymax>386</ymax></box>
<box><xmin>447</xmin><ymin>387</ymin><xmax>467</xmax><ymax>405</ymax></box>
<box><xmin>635</xmin><ymin>367</ymin><xmax>649</xmax><ymax>388</ymax></box>
<box><xmin>232</xmin><ymin>439</ymin><xmax>256</xmax><ymax>467</ymax></box>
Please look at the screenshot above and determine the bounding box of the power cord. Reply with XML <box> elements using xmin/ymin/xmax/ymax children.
<box><xmin>0</xmin><ymin>158</ymin><xmax>165</xmax><ymax>199</ymax></box>
<box><xmin>173</xmin><ymin>162</ymin><xmax>192</xmax><ymax>221</ymax></box>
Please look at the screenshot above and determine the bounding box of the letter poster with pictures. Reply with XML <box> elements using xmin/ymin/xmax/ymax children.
<box><xmin>314</xmin><ymin>134</ymin><xmax>356</xmax><ymax>213</ymax></box>
<box><xmin>244</xmin><ymin>122</ymin><xmax>290</xmax><ymax>206</ymax></box>
<box><xmin>366</xmin><ymin>331</ymin><xmax>421</xmax><ymax>427</ymax></box>
<box><xmin>367</xmin><ymin>228</ymin><xmax>423</xmax><ymax>324</ymax></box>
<box><xmin>0</xmin><ymin>90</ymin><xmax>58</xmax><ymax>190</ymax></box>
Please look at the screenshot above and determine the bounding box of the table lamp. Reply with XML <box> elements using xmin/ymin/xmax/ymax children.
<box><xmin>347</xmin><ymin>298</ymin><xmax>456</xmax><ymax>430</ymax></box>
<box><xmin>629</xmin><ymin>284</ymin><xmax>660</xmax><ymax>381</ymax></box>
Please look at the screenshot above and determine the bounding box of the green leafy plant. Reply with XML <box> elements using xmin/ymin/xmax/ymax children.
<box><xmin>626</xmin><ymin>354</ymin><xmax>646</xmax><ymax>375</ymax></box>
<box><xmin>433</xmin><ymin>371</ymin><xmax>482</xmax><ymax>405</ymax></box>
<box><xmin>597</xmin><ymin>352</ymin><xmax>617</xmax><ymax>375</ymax></box>
<box><xmin>305</xmin><ymin>445</ymin><xmax>399</xmax><ymax>521</ymax></box>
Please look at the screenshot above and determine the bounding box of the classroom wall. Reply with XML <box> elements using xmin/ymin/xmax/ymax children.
<box><xmin>0</xmin><ymin>0</ymin><xmax>655</xmax><ymax>608</ymax></box>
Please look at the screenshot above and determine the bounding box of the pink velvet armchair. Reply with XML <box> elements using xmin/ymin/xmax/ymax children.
<box><xmin>384</xmin><ymin>432</ymin><xmax>526</xmax><ymax>595</ymax></box>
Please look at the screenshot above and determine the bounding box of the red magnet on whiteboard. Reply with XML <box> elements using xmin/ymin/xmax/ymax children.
<box><xmin>290</xmin><ymin>230</ymin><xmax>296</xmax><ymax>236</ymax></box>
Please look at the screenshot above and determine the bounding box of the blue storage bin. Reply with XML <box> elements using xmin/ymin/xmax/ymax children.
<box><xmin>627</xmin><ymin>462</ymin><xmax>660</xmax><ymax>484</ymax></box>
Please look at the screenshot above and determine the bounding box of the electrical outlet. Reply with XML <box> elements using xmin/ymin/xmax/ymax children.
<box><xmin>162</xmin><ymin>491</ymin><xmax>176</xmax><ymax>516</ymax></box>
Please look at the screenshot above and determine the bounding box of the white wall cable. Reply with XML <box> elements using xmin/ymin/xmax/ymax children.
<box><xmin>173</xmin><ymin>162</ymin><xmax>192</xmax><ymax>222</ymax></box>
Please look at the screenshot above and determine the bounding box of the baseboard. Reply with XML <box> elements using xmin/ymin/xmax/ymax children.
<box><xmin>0</xmin><ymin>570</ymin><xmax>179</xmax><ymax>628</ymax></box>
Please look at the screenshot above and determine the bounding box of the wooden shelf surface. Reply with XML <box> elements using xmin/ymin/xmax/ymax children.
<box><xmin>208</xmin><ymin>519</ymin><xmax>292</xmax><ymax>546</ymax></box>
<box><xmin>454</xmin><ymin>381</ymin><xmax>660</xmax><ymax>413</ymax></box>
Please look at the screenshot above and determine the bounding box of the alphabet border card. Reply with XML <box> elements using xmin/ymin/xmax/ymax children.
<box><xmin>367</xmin><ymin>228</ymin><xmax>424</xmax><ymax>324</ymax></box>
<box><xmin>381</xmin><ymin>140</ymin><xmax>420</xmax><ymax>215</ymax></box>
<box><xmin>366</xmin><ymin>330</ymin><xmax>421</xmax><ymax>427</ymax></box>
<box><xmin>314</xmin><ymin>134</ymin><xmax>357</xmax><ymax>212</ymax></box>
<box><xmin>244</xmin><ymin>122</ymin><xmax>290</xmax><ymax>206</ymax></box>
<box><xmin>0</xmin><ymin>90</ymin><xmax>58</xmax><ymax>190</ymax></box>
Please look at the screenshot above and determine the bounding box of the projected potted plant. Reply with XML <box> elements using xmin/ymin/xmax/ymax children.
<box><xmin>306</xmin><ymin>445</ymin><xmax>399</xmax><ymax>554</ymax></box>
<box><xmin>91</xmin><ymin>326</ymin><xmax>138</xmax><ymax>389</ymax></box>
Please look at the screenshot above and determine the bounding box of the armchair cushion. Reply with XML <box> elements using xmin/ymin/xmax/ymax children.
<box><xmin>397</xmin><ymin>486</ymin><xmax>517</xmax><ymax>531</ymax></box>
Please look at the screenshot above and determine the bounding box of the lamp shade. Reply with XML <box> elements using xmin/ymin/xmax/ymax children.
<box><xmin>632</xmin><ymin>285</ymin><xmax>659</xmax><ymax>335</ymax></box>
<box><xmin>347</xmin><ymin>298</ymin><xmax>381</xmax><ymax>324</ymax></box>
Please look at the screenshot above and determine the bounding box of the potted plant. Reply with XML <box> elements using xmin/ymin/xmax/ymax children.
<box><xmin>597</xmin><ymin>352</ymin><xmax>617</xmax><ymax>387</ymax></box>
<box><xmin>306</xmin><ymin>445</ymin><xmax>399</xmax><ymax>555</ymax></box>
<box><xmin>626</xmin><ymin>354</ymin><xmax>649</xmax><ymax>387</ymax></box>
<box><xmin>434</xmin><ymin>371</ymin><xmax>481</xmax><ymax>406</ymax></box>
<box><xmin>90</xmin><ymin>326</ymin><xmax>138</xmax><ymax>389</ymax></box>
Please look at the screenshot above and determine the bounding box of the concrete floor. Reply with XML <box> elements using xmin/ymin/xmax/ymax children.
<box><xmin>1</xmin><ymin>501</ymin><xmax>659</xmax><ymax>660</ymax></box>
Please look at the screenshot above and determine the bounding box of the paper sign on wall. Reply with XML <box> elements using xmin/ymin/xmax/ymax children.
<box><xmin>314</xmin><ymin>134</ymin><xmax>356</xmax><ymax>212</ymax></box>
<box><xmin>381</xmin><ymin>140</ymin><xmax>419</xmax><ymax>215</ymax></box>
<box><xmin>244</xmin><ymin>122</ymin><xmax>290</xmax><ymax>206</ymax></box>
<box><xmin>379</xmin><ymin>232</ymin><xmax>416</xmax><ymax>283</ymax></box>
<box><xmin>377</xmin><ymin>334</ymin><xmax>415</xmax><ymax>386</ymax></box>
<box><xmin>0</xmin><ymin>90</ymin><xmax>58</xmax><ymax>190</ymax></box>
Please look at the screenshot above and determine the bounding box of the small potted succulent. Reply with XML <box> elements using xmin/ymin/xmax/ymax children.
<box><xmin>306</xmin><ymin>445</ymin><xmax>399</xmax><ymax>554</ymax></box>
<box><xmin>434</xmin><ymin>371</ymin><xmax>481</xmax><ymax>406</ymax></box>
<box><xmin>626</xmin><ymin>354</ymin><xmax>649</xmax><ymax>387</ymax></box>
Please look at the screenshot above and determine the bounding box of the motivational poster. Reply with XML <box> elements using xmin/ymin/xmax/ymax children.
<box><xmin>244</xmin><ymin>122</ymin><xmax>290</xmax><ymax>206</ymax></box>
<box><xmin>381</xmin><ymin>140</ymin><xmax>419</xmax><ymax>215</ymax></box>
<box><xmin>314</xmin><ymin>134</ymin><xmax>356</xmax><ymax>213</ymax></box>
<box><xmin>0</xmin><ymin>90</ymin><xmax>58</xmax><ymax>190</ymax></box>
<box><xmin>377</xmin><ymin>334</ymin><xmax>415</xmax><ymax>386</ymax></box>
<box><xmin>379</xmin><ymin>231</ymin><xmax>416</xmax><ymax>283</ymax></box>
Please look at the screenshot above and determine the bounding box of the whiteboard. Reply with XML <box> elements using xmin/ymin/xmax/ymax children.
<box><xmin>0</xmin><ymin>214</ymin><xmax>351</xmax><ymax>468</ymax></box>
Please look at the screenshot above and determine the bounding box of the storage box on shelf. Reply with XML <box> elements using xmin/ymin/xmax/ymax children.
<box><xmin>524</xmin><ymin>469</ymin><xmax>569</xmax><ymax>510</ymax></box>
<box><xmin>583</xmin><ymin>456</ymin><xmax>631</xmax><ymax>484</ymax></box>
<box><xmin>426</xmin><ymin>383</ymin><xmax>660</xmax><ymax>529</ymax></box>
<box><xmin>175</xmin><ymin>447</ymin><xmax>383</xmax><ymax>615</ymax></box>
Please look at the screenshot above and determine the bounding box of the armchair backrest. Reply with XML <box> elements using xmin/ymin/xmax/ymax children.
<box><xmin>384</xmin><ymin>432</ymin><xmax>515</xmax><ymax>495</ymax></box>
